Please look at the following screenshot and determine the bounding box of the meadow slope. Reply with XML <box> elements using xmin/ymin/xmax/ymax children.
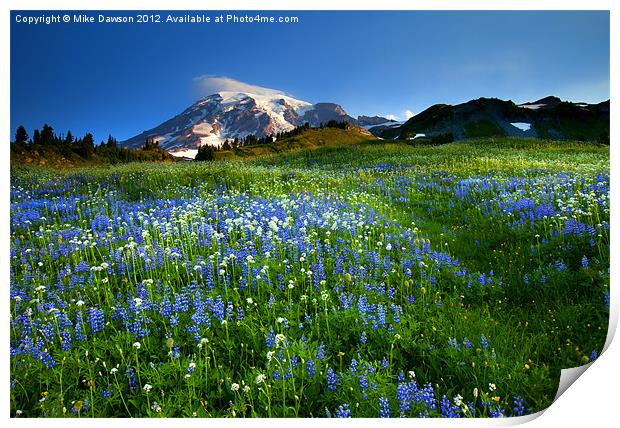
<box><xmin>10</xmin><ymin>138</ymin><xmax>609</xmax><ymax>417</ymax></box>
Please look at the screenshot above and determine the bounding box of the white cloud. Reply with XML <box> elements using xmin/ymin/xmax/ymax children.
<box><xmin>193</xmin><ymin>75</ymin><xmax>285</xmax><ymax>97</ymax></box>
<box><xmin>384</xmin><ymin>114</ymin><xmax>399</xmax><ymax>121</ymax></box>
<box><xmin>404</xmin><ymin>110</ymin><xmax>414</xmax><ymax>119</ymax></box>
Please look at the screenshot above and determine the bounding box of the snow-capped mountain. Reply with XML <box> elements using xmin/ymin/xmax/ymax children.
<box><xmin>121</xmin><ymin>91</ymin><xmax>391</xmax><ymax>158</ymax></box>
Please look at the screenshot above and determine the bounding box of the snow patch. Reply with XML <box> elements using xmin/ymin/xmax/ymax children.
<box><xmin>192</xmin><ymin>122</ymin><xmax>215</xmax><ymax>135</ymax></box>
<box><xmin>363</xmin><ymin>121</ymin><xmax>403</xmax><ymax>130</ymax></box>
<box><xmin>519</xmin><ymin>104</ymin><xmax>544</xmax><ymax>110</ymax></box>
<box><xmin>199</xmin><ymin>134</ymin><xmax>225</xmax><ymax>148</ymax></box>
<box><xmin>153</xmin><ymin>133</ymin><xmax>174</xmax><ymax>143</ymax></box>
<box><xmin>169</xmin><ymin>149</ymin><xmax>198</xmax><ymax>159</ymax></box>
<box><xmin>511</xmin><ymin>122</ymin><xmax>531</xmax><ymax>132</ymax></box>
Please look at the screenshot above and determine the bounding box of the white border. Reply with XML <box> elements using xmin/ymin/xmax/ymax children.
<box><xmin>2</xmin><ymin>2</ymin><xmax>617</xmax><ymax>428</ymax></box>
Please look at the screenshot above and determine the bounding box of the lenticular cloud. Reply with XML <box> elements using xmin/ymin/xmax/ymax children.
<box><xmin>193</xmin><ymin>75</ymin><xmax>286</xmax><ymax>97</ymax></box>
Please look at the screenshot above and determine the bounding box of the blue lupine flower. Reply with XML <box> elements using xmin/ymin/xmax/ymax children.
<box><xmin>74</xmin><ymin>311</ymin><xmax>86</xmax><ymax>341</ymax></box>
<box><xmin>489</xmin><ymin>406</ymin><xmax>504</xmax><ymax>418</ymax></box>
<box><xmin>513</xmin><ymin>396</ymin><xmax>525</xmax><ymax>416</ymax></box>
<box><xmin>265</xmin><ymin>328</ymin><xmax>276</xmax><ymax>349</ymax></box>
<box><xmin>335</xmin><ymin>404</ymin><xmax>351</xmax><ymax>418</ymax></box>
<box><xmin>480</xmin><ymin>335</ymin><xmax>489</xmax><ymax>350</ymax></box>
<box><xmin>350</xmin><ymin>359</ymin><xmax>358</xmax><ymax>375</ymax></box>
<box><xmin>89</xmin><ymin>308</ymin><xmax>105</xmax><ymax>334</ymax></box>
<box><xmin>306</xmin><ymin>358</ymin><xmax>316</xmax><ymax>378</ymax></box>
<box><xmin>381</xmin><ymin>357</ymin><xmax>389</xmax><ymax>369</ymax></box>
<box><xmin>359</xmin><ymin>373</ymin><xmax>369</xmax><ymax>389</ymax></box>
<box><xmin>316</xmin><ymin>342</ymin><xmax>326</xmax><ymax>361</ymax></box>
<box><xmin>397</xmin><ymin>382</ymin><xmax>413</xmax><ymax>414</ymax></box>
<box><xmin>378</xmin><ymin>396</ymin><xmax>391</xmax><ymax>418</ymax></box>
<box><xmin>125</xmin><ymin>367</ymin><xmax>137</xmax><ymax>391</ymax></box>
<box><xmin>448</xmin><ymin>337</ymin><xmax>460</xmax><ymax>349</ymax></box>
<box><xmin>440</xmin><ymin>395</ymin><xmax>460</xmax><ymax>418</ymax></box>
<box><xmin>284</xmin><ymin>367</ymin><xmax>293</xmax><ymax>380</ymax></box>
<box><xmin>327</xmin><ymin>366</ymin><xmax>338</xmax><ymax>390</ymax></box>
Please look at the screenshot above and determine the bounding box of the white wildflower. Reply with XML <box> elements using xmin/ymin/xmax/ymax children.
<box><xmin>454</xmin><ymin>394</ymin><xmax>463</xmax><ymax>406</ymax></box>
<box><xmin>275</xmin><ymin>334</ymin><xmax>286</xmax><ymax>345</ymax></box>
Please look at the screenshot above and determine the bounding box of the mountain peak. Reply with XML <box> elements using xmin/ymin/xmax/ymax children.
<box><xmin>531</xmin><ymin>95</ymin><xmax>562</xmax><ymax>105</ymax></box>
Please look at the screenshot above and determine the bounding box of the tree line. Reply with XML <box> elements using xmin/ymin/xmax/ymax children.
<box><xmin>11</xmin><ymin>124</ymin><xmax>172</xmax><ymax>163</ymax></box>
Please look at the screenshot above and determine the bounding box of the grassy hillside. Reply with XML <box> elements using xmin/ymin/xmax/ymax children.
<box><xmin>214</xmin><ymin>126</ymin><xmax>377</xmax><ymax>160</ymax></box>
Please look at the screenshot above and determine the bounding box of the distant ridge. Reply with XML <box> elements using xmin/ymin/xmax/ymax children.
<box><xmin>376</xmin><ymin>96</ymin><xmax>609</xmax><ymax>143</ymax></box>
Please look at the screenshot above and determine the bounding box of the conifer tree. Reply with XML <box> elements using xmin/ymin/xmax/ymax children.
<box><xmin>14</xmin><ymin>125</ymin><xmax>28</xmax><ymax>144</ymax></box>
<box><xmin>32</xmin><ymin>129</ymin><xmax>41</xmax><ymax>145</ymax></box>
<box><xmin>40</xmin><ymin>124</ymin><xmax>54</xmax><ymax>145</ymax></box>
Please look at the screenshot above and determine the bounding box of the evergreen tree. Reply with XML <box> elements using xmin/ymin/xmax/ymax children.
<box><xmin>143</xmin><ymin>138</ymin><xmax>159</xmax><ymax>150</ymax></box>
<box><xmin>80</xmin><ymin>133</ymin><xmax>95</xmax><ymax>157</ymax></box>
<box><xmin>195</xmin><ymin>144</ymin><xmax>215</xmax><ymax>161</ymax></box>
<box><xmin>32</xmin><ymin>129</ymin><xmax>41</xmax><ymax>146</ymax></box>
<box><xmin>40</xmin><ymin>124</ymin><xmax>54</xmax><ymax>145</ymax></box>
<box><xmin>64</xmin><ymin>131</ymin><xmax>74</xmax><ymax>145</ymax></box>
<box><xmin>106</xmin><ymin>134</ymin><xmax>118</xmax><ymax>148</ymax></box>
<box><xmin>14</xmin><ymin>125</ymin><xmax>29</xmax><ymax>144</ymax></box>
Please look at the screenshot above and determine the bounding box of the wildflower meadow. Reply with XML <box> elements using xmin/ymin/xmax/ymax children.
<box><xmin>10</xmin><ymin>138</ymin><xmax>609</xmax><ymax>418</ymax></box>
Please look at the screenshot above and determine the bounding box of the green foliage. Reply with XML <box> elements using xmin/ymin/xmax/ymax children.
<box><xmin>195</xmin><ymin>144</ymin><xmax>215</xmax><ymax>161</ymax></box>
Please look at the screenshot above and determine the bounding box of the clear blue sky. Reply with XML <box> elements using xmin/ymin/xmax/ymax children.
<box><xmin>10</xmin><ymin>10</ymin><xmax>610</xmax><ymax>143</ymax></box>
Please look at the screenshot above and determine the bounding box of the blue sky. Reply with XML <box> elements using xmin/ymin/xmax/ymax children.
<box><xmin>10</xmin><ymin>10</ymin><xmax>610</xmax><ymax>143</ymax></box>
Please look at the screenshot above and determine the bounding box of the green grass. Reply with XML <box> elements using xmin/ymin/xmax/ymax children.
<box><xmin>215</xmin><ymin>127</ymin><xmax>377</xmax><ymax>160</ymax></box>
